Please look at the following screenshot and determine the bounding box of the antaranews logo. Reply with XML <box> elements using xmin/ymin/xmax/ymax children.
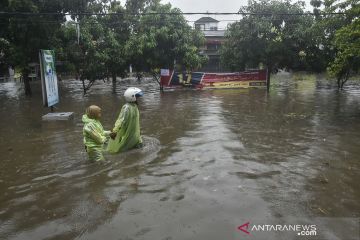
<box><xmin>237</xmin><ymin>222</ymin><xmax>317</xmax><ymax>237</ymax></box>
<box><xmin>238</xmin><ymin>222</ymin><xmax>251</xmax><ymax>235</ymax></box>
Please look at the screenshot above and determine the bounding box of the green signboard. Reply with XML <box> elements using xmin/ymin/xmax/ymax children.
<box><xmin>39</xmin><ymin>50</ymin><xmax>59</xmax><ymax>107</ymax></box>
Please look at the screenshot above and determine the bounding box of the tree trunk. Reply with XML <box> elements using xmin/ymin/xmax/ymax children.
<box><xmin>136</xmin><ymin>72</ymin><xmax>142</xmax><ymax>81</ymax></box>
<box><xmin>151</xmin><ymin>71</ymin><xmax>162</xmax><ymax>91</ymax></box>
<box><xmin>337</xmin><ymin>77</ymin><xmax>341</xmax><ymax>89</ymax></box>
<box><xmin>341</xmin><ymin>79</ymin><xmax>345</xmax><ymax>90</ymax></box>
<box><xmin>341</xmin><ymin>71</ymin><xmax>350</xmax><ymax>90</ymax></box>
<box><xmin>22</xmin><ymin>68</ymin><xmax>32</xmax><ymax>96</ymax></box>
<box><xmin>266</xmin><ymin>67</ymin><xmax>271</xmax><ymax>92</ymax></box>
<box><xmin>112</xmin><ymin>73</ymin><xmax>117</xmax><ymax>94</ymax></box>
<box><xmin>338</xmin><ymin>71</ymin><xmax>349</xmax><ymax>90</ymax></box>
<box><xmin>81</xmin><ymin>78</ymin><xmax>86</xmax><ymax>95</ymax></box>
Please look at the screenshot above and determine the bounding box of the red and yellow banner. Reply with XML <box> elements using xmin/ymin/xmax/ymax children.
<box><xmin>160</xmin><ymin>69</ymin><xmax>267</xmax><ymax>90</ymax></box>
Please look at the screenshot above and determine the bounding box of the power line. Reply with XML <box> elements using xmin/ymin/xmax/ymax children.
<box><xmin>0</xmin><ymin>20</ymin><xmax>231</xmax><ymax>30</ymax></box>
<box><xmin>0</xmin><ymin>18</ymin><xmax>242</xmax><ymax>23</ymax></box>
<box><xmin>0</xmin><ymin>11</ymin><xmax>348</xmax><ymax>17</ymax></box>
<box><xmin>0</xmin><ymin>16</ymin><xmax>321</xmax><ymax>26</ymax></box>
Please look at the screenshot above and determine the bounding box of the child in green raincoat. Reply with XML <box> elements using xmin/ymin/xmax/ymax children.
<box><xmin>107</xmin><ymin>87</ymin><xmax>143</xmax><ymax>153</ymax></box>
<box><xmin>82</xmin><ymin>105</ymin><xmax>111</xmax><ymax>161</ymax></box>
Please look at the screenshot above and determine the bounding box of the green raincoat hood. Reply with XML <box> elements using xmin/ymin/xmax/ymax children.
<box><xmin>82</xmin><ymin>114</ymin><xmax>94</xmax><ymax>124</ymax></box>
<box><xmin>82</xmin><ymin>114</ymin><xmax>109</xmax><ymax>161</ymax></box>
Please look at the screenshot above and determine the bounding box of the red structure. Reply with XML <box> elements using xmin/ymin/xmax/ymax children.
<box><xmin>160</xmin><ymin>69</ymin><xmax>268</xmax><ymax>90</ymax></box>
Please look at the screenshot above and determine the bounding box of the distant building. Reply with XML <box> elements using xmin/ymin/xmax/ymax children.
<box><xmin>194</xmin><ymin>17</ymin><xmax>219</xmax><ymax>31</ymax></box>
<box><xmin>194</xmin><ymin>17</ymin><xmax>226</xmax><ymax>72</ymax></box>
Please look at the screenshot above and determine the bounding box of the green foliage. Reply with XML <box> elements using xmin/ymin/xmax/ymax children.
<box><xmin>56</xmin><ymin>18</ymin><xmax>105</xmax><ymax>82</ymax></box>
<box><xmin>0</xmin><ymin>38</ymin><xmax>11</xmax><ymax>72</ymax></box>
<box><xmin>311</xmin><ymin>0</ymin><xmax>359</xmax><ymax>87</ymax></box>
<box><xmin>3</xmin><ymin>0</ymin><xmax>66</xmax><ymax>69</ymax></box>
<box><xmin>59</xmin><ymin>2</ymin><xmax>130</xmax><ymax>84</ymax></box>
<box><xmin>221</xmin><ymin>0</ymin><xmax>314</xmax><ymax>72</ymax></box>
<box><xmin>125</xmin><ymin>2</ymin><xmax>206</xmax><ymax>72</ymax></box>
<box><xmin>1</xmin><ymin>0</ymin><xmax>205</xmax><ymax>88</ymax></box>
<box><xmin>328</xmin><ymin>18</ymin><xmax>360</xmax><ymax>88</ymax></box>
<box><xmin>310</xmin><ymin>0</ymin><xmax>356</xmax><ymax>69</ymax></box>
<box><xmin>102</xmin><ymin>3</ymin><xmax>131</xmax><ymax>78</ymax></box>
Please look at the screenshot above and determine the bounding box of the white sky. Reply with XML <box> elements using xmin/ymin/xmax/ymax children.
<box><xmin>163</xmin><ymin>0</ymin><xmax>314</xmax><ymax>29</ymax></box>
<box><xmin>118</xmin><ymin>0</ymin><xmax>314</xmax><ymax>29</ymax></box>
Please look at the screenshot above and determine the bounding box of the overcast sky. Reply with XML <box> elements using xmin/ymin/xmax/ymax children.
<box><xmin>163</xmin><ymin>0</ymin><xmax>313</xmax><ymax>29</ymax></box>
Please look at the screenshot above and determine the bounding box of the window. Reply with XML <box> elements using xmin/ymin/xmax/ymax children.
<box><xmin>195</xmin><ymin>24</ymin><xmax>205</xmax><ymax>30</ymax></box>
<box><xmin>207</xmin><ymin>44</ymin><xmax>218</xmax><ymax>50</ymax></box>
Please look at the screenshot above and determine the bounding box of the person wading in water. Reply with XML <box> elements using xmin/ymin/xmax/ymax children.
<box><xmin>107</xmin><ymin>87</ymin><xmax>143</xmax><ymax>153</ymax></box>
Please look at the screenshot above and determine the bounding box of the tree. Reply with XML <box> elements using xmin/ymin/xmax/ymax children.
<box><xmin>0</xmin><ymin>1</ymin><xmax>10</xmax><ymax>74</ymax></box>
<box><xmin>57</xmin><ymin>1</ymin><xmax>131</xmax><ymax>94</ymax></box>
<box><xmin>124</xmin><ymin>0</ymin><xmax>161</xmax><ymax>31</ymax></box>
<box><xmin>102</xmin><ymin>2</ymin><xmax>131</xmax><ymax>93</ymax></box>
<box><xmin>125</xmin><ymin>2</ymin><xmax>206</xmax><ymax>83</ymax></box>
<box><xmin>328</xmin><ymin>18</ymin><xmax>360</xmax><ymax>89</ymax></box>
<box><xmin>0</xmin><ymin>38</ymin><xmax>11</xmax><ymax>74</ymax></box>
<box><xmin>60</xmin><ymin>16</ymin><xmax>111</xmax><ymax>94</ymax></box>
<box><xmin>311</xmin><ymin>0</ymin><xmax>359</xmax><ymax>88</ymax></box>
<box><xmin>0</xmin><ymin>0</ymin><xmax>109</xmax><ymax>95</ymax></box>
<box><xmin>2</xmin><ymin>0</ymin><xmax>206</xmax><ymax>94</ymax></box>
<box><xmin>1</xmin><ymin>0</ymin><xmax>68</xmax><ymax>95</ymax></box>
<box><xmin>0</xmin><ymin>0</ymin><xmax>97</xmax><ymax>95</ymax></box>
<box><xmin>220</xmin><ymin>0</ymin><xmax>315</xmax><ymax>88</ymax></box>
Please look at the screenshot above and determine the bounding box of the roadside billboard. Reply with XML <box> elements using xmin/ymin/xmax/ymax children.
<box><xmin>160</xmin><ymin>69</ymin><xmax>268</xmax><ymax>90</ymax></box>
<box><xmin>39</xmin><ymin>50</ymin><xmax>59</xmax><ymax>107</ymax></box>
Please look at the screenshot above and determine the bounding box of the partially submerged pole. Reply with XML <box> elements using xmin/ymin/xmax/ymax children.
<box><xmin>266</xmin><ymin>68</ymin><xmax>271</xmax><ymax>92</ymax></box>
<box><xmin>40</xmin><ymin>49</ymin><xmax>73</xmax><ymax>121</ymax></box>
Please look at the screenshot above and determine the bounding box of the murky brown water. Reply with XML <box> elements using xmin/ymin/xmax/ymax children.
<box><xmin>0</xmin><ymin>74</ymin><xmax>359</xmax><ymax>240</ymax></box>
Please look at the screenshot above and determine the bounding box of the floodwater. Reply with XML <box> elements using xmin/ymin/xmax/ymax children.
<box><xmin>0</xmin><ymin>74</ymin><xmax>359</xmax><ymax>240</ymax></box>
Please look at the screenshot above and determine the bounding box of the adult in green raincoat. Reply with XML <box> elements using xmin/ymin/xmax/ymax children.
<box><xmin>82</xmin><ymin>105</ymin><xmax>111</xmax><ymax>161</ymax></box>
<box><xmin>107</xmin><ymin>87</ymin><xmax>143</xmax><ymax>153</ymax></box>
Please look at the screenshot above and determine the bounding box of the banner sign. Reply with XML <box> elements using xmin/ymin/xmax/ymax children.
<box><xmin>40</xmin><ymin>50</ymin><xmax>59</xmax><ymax>107</ymax></box>
<box><xmin>160</xmin><ymin>69</ymin><xmax>170</xmax><ymax>76</ymax></box>
<box><xmin>160</xmin><ymin>69</ymin><xmax>268</xmax><ymax>90</ymax></box>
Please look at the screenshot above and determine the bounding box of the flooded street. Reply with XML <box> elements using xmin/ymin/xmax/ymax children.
<box><xmin>0</xmin><ymin>75</ymin><xmax>359</xmax><ymax>240</ymax></box>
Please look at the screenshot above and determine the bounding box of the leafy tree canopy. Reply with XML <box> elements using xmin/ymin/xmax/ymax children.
<box><xmin>125</xmin><ymin>2</ymin><xmax>206</xmax><ymax>73</ymax></box>
<box><xmin>221</xmin><ymin>0</ymin><xmax>315</xmax><ymax>73</ymax></box>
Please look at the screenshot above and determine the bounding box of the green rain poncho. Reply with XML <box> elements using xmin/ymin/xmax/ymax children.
<box><xmin>82</xmin><ymin>114</ymin><xmax>110</xmax><ymax>161</ymax></box>
<box><xmin>107</xmin><ymin>103</ymin><xmax>142</xmax><ymax>153</ymax></box>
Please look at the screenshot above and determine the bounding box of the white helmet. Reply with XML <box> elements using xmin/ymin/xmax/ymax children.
<box><xmin>124</xmin><ymin>87</ymin><xmax>143</xmax><ymax>102</ymax></box>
